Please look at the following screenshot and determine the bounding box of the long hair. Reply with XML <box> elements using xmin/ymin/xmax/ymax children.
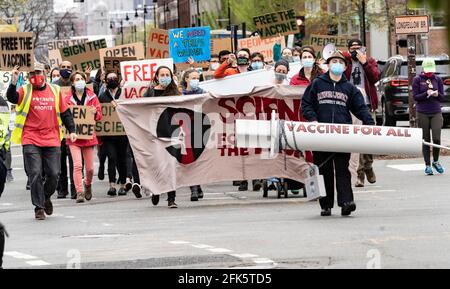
<box><xmin>153</xmin><ymin>66</ymin><xmax>180</xmax><ymax>96</ymax></box>
<box><xmin>301</xmin><ymin>46</ymin><xmax>322</xmax><ymax>81</ymax></box>
<box><xmin>180</xmin><ymin>69</ymin><xmax>198</xmax><ymax>90</ymax></box>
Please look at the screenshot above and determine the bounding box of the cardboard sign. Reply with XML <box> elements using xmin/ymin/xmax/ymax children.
<box><xmin>120</xmin><ymin>58</ymin><xmax>174</xmax><ymax>99</ymax></box>
<box><xmin>309</xmin><ymin>34</ymin><xmax>352</xmax><ymax>57</ymax></box>
<box><xmin>104</xmin><ymin>57</ymin><xmax>137</xmax><ymax>81</ymax></box>
<box><xmin>238</xmin><ymin>36</ymin><xmax>285</xmax><ymax>63</ymax></box>
<box><xmin>95</xmin><ymin>103</ymin><xmax>126</xmax><ymax>136</ymax></box>
<box><xmin>395</xmin><ymin>15</ymin><xmax>429</xmax><ymax>34</ymax></box>
<box><xmin>253</xmin><ymin>9</ymin><xmax>299</xmax><ymax>39</ymax></box>
<box><xmin>99</xmin><ymin>42</ymin><xmax>144</xmax><ymax>69</ymax></box>
<box><xmin>0</xmin><ymin>32</ymin><xmax>34</xmax><ymax>72</ymax></box>
<box><xmin>169</xmin><ymin>26</ymin><xmax>211</xmax><ymax>63</ymax></box>
<box><xmin>59</xmin><ymin>39</ymin><xmax>107</xmax><ymax>71</ymax></box>
<box><xmin>210</xmin><ymin>38</ymin><xmax>232</xmax><ymax>55</ymax></box>
<box><xmin>47</xmin><ymin>38</ymin><xmax>89</xmax><ymax>68</ymax></box>
<box><xmin>63</xmin><ymin>105</ymin><xmax>95</xmax><ymax>140</ymax></box>
<box><xmin>148</xmin><ymin>29</ymin><xmax>170</xmax><ymax>59</ymax></box>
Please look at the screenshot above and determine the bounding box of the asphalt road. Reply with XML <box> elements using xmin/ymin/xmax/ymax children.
<box><xmin>1</xmin><ymin>142</ymin><xmax>450</xmax><ymax>269</ymax></box>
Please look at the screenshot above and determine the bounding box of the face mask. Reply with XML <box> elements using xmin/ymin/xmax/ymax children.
<box><xmin>330</xmin><ymin>63</ymin><xmax>345</xmax><ymax>76</ymax></box>
<box><xmin>51</xmin><ymin>77</ymin><xmax>60</xmax><ymax>83</ymax></box>
<box><xmin>283</xmin><ymin>56</ymin><xmax>294</xmax><ymax>63</ymax></box>
<box><xmin>350</xmin><ymin>50</ymin><xmax>358</xmax><ymax>61</ymax></box>
<box><xmin>74</xmin><ymin>80</ymin><xmax>86</xmax><ymax>91</ymax></box>
<box><xmin>424</xmin><ymin>72</ymin><xmax>434</xmax><ymax>78</ymax></box>
<box><xmin>237</xmin><ymin>57</ymin><xmax>249</xmax><ymax>66</ymax></box>
<box><xmin>189</xmin><ymin>79</ymin><xmax>200</xmax><ymax>90</ymax></box>
<box><xmin>293</xmin><ymin>56</ymin><xmax>301</xmax><ymax>63</ymax></box>
<box><xmin>60</xmin><ymin>69</ymin><xmax>72</xmax><ymax>79</ymax></box>
<box><xmin>302</xmin><ymin>59</ymin><xmax>314</xmax><ymax>68</ymax></box>
<box><xmin>159</xmin><ymin>76</ymin><xmax>172</xmax><ymax>87</ymax></box>
<box><xmin>275</xmin><ymin>73</ymin><xmax>287</xmax><ymax>82</ymax></box>
<box><xmin>107</xmin><ymin>79</ymin><xmax>119</xmax><ymax>89</ymax></box>
<box><xmin>210</xmin><ymin>63</ymin><xmax>220</xmax><ymax>71</ymax></box>
<box><xmin>251</xmin><ymin>62</ymin><xmax>264</xmax><ymax>70</ymax></box>
<box><xmin>29</xmin><ymin>75</ymin><xmax>46</xmax><ymax>88</ymax></box>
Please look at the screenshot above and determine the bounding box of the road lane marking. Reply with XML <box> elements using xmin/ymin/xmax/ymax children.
<box><xmin>0</xmin><ymin>203</ymin><xmax>13</xmax><ymax>206</ymax></box>
<box><xmin>252</xmin><ymin>258</ymin><xmax>276</xmax><ymax>264</ymax></box>
<box><xmin>230</xmin><ymin>253</ymin><xmax>259</xmax><ymax>258</ymax></box>
<box><xmin>354</xmin><ymin>190</ymin><xmax>396</xmax><ymax>194</ymax></box>
<box><xmin>26</xmin><ymin>260</ymin><xmax>51</xmax><ymax>266</ymax></box>
<box><xmin>169</xmin><ymin>241</ymin><xmax>190</xmax><ymax>245</ymax></box>
<box><xmin>190</xmin><ymin>244</ymin><xmax>214</xmax><ymax>249</ymax></box>
<box><xmin>4</xmin><ymin>251</ymin><xmax>37</xmax><ymax>260</ymax></box>
<box><xmin>387</xmin><ymin>164</ymin><xmax>425</xmax><ymax>171</ymax></box>
<box><xmin>207</xmin><ymin>248</ymin><xmax>233</xmax><ymax>253</ymax></box>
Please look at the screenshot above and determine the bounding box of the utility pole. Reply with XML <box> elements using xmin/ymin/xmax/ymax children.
<box><xmin>361</xmin><ymin>0</ymin><xmax>366</xmax><ymax>46</ymax></box>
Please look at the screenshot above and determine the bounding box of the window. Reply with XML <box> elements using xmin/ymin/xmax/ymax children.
<box><xmin>305</xmin><ymin>0</ymin><xmax>320</xmax><ymax>14</ymax></box>
<box><xmin>431</xmin><ymin>13</ymin><xmax>445</xmax><ymax>27</ymax></box>
<box><xmin>382</xmin><ymin>59</ymin><xmax>397</xmax><ymax>78</ymax></box>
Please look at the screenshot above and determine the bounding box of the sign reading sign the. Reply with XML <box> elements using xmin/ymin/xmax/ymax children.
<box><xmin>60</xmin><ymin>39</ymin><xmax>107</xmax><ymax>71</ymax></box>
<box><xmin>48</xmin><ymin>38</ymin><xmax>89</xmax><ymax>68</ymax></box>
<box><xmin>95</xmin><ymin>103</ymin><xmax>126</xmax><ymax>136</ymax></box>
<box><xmin>169</xmin><ymin>26</ymin><xmax>211</xmax><ymax>63</ymax></box>
<box><xmin>99</xmin><ymin>42</ymin><xmax>144</xmax><ymax>69</ymax></box>
<box><xmin>120</xmin><ymin>58</ymin><xmax>174</xmax><ymax>99</ymax></box>
<box><xmin>238</xmin><ymin>36</ymin><xmax>286</xmax><ymax>63</ymax></box>
<box><xmin>148</xmin><ymin>28</ymin><xmax>170</xmax><ymax>59</ymax></box>
<box><xmin>63</xmin><ymin>105</ymin><xmax>95</xmax><ymax>140</ymax></box>
<box><xmin>395</xmin><ymin>15</ymin><xmax>429</xmax><ymax>34</ymax></box>
<box><xmin>0</xmin><ymin>32</ymin><xmax>34</xmax><ymax>72</ymax></box>
<box><xmin>253</xmin><ymin>9</ymin><xmax>299</xmax><ymax>39</ymax></box>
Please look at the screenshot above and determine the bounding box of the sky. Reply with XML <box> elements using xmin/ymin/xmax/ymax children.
<box><xmin>53</xmin><ymin>0</ymin><xmax>77</xmax><ymax>13</ymax></box>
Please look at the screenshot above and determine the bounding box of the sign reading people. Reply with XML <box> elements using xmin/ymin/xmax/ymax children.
<box><xmin>148</xmin><ymin>28</ymin><xmax>170</xmax><ymax>59</ymax></box>
<box><xmin>253</xmin><ymin>9</ymin><xmax>299</xmax><ymax>39</ymax></box>
<box><xmin>309</xmin><ymin>34</ymin><xmax>352</xmax><ymax>57</ymax></box>
<box><xmin>99</xmin><ymin>42</ymin><xmax>144</xmax><ymax>69</ymax></box>
<box><xmin>120</xmin><ymin>58</ymin><xmax>174</xmax><ymax>99</ymax></box>
<box><xmin>59</xmin><ymin>38</ymin><xmax>107</xmax><ymax>71</ymax></box>
<box><xmin>0</xmin><ymin>32</ymin><xmax>34</xmax><ymax>72</ymax></box>
<box><xmin>169</xmin><ymin>26</ymin><xmax>211</xmax><ymax>63</ymax></box>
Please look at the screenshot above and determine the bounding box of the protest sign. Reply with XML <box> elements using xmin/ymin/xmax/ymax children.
<box><xmin>210</xmin><ymin>38</ymin><xmax>232</xmax><ymax>55</ymax></box>
<box><xmin>169</xmin><ymin>26</ymin><xmax>211</xmax><ymax>63</ymax></box>
<box><xmin>59</xmin><ymin>38</ymin><xmax>107</xmax><ymax>71</ymax></box>
<box><xmin>116</xmin><ymin>86</ymin><xmax>310</xmax><ymax>195</ymax></box>
<box><xmin>309</xmin><ymin>34</ymin><xmax>352</xmax><ymax>57</ymax></box>
<box><xmin>238</xmin><ymin>36</ymin><xmax>285</xmax><ymax>63</ymax></box>
<box><xmin>99</xmin><ymin>42</ymin><xmax>144</xmax><ymax>69</ymax></box>
<box><xmin>47</xmin><ymin>38</ymin><xmax>89</xmax><ymax>68</ymax></box>
<box><xmin>63</xmin><ymin>105</ymin><xmax>95</xmax><ymax>140</ymax></box>
<box><xmin>95</xmin><ymin>103</ymin><xmax>126</xmax><ymax>136</ymax></box>
<box><xmin>253</xmin><ymin>9</ymin><xmax>299</xmax><ymax>39</ymax></box>
<box><xmin>148</xmin><ymin>29</ymin><xmax>170</xmax><ymax>59</ymax></box>
<box><xmin>120</xmin><ymin>58</ymin><xmax>174</xmax><ymax>99</ymax></box>
<box><xmin>104</xmin><ymin>57</ymin><xmax>137</xmax><ymax>81</ymax></box>
<box><xmin>0</xmin><ymin>32</ymin><xmax>34</xmax><ymax>72</ymax></box>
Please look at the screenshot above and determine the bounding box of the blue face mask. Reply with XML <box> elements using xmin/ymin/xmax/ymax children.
<box><xmin>251</xmin><ymin>62</ymin><xmax>264</xmax><ymax>70</ymax></box>
<box><xmin>330</xmin><ymin>63</ymin><xmax>345</xmax><ymax>76</ymax></box>
<box><xmin>74</xmin><ymin>80</ymin><xmax>86</xmax><ymax>91</ymax></box>
<box><xmin>189</xmin><ymin>79</ymin><xmax>199</xmax><ymax>90</ymax></box>
<box><xmin>302</xmin><ymin>59</ymin><xmax>314</xmax><ymax>68</ymax></box>
<box><xmin>159</xmin><ymin>76</ymin><xmax>172</xmax><ymax>87</ymax></box>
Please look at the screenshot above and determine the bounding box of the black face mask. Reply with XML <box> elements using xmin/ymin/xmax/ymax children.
<box><xmin>350</xmin><ymin>50</ymin><xmax>358</xmax><ymax>61</ymax></box>
<box><xmin>107</xmin><ymin>80</ymin><xmax>119</xmax><ymax>89</ymax></box>
<box><xmin>237</xmin><ymin>57</ymin><xmax>249</xmax><ymax>66</ymax></box>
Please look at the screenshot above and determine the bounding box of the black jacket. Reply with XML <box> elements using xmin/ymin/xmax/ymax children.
<box><xmin>301</xmin><ymin>72</ymin><xmax>375</xmax><ymax>125</ymax></box>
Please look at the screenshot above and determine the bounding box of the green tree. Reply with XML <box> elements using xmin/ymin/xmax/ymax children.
<box><xmin>410</xmin><ymin>0</ymin><xmax>449</xmax><ymax>47</ymax></box>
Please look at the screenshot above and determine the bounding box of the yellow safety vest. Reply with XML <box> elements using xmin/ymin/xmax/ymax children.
<box><xmin>11</xmin><ymin>83</ymin><xmax>63</xmax><ymax>145</ymax></box>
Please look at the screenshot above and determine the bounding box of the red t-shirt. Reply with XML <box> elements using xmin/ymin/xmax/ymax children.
<box><xmin>18</xmin><ymin>85</ymin><xmax>69</xmax><ymax>147</ymax></box>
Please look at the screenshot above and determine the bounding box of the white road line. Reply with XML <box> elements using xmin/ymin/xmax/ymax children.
<box><xmin>169</xmin><ymin>241</ymin><xmax>190</xmax><ymax>245</ymax></box>
<box><xmin>387</xmin><ymin>164</ymin><xmax>424</xmax><ymax>171</ymax></box>
<box><xmin>354</xmin><ymin>190</ymin><xmax>396</xmax><ymax>194</ymax></box>
<box><xmin>0</xmin><ymin>203</ymin><xmax>13</xmax><ymax>206</ymax></box>
<box><xmin>26</xmin><ymin>260</ymin><xmax>51</xmax><ymax>266</ymax></box>
<box><xmin>64</xmin><ymin>216</ymin><xmax>75</xmax><ymax>219</ymax></box>
<box><xmin>252</xmin><ymin>258</ymin><xmax>276</xmax><ymax>264</ymax></box>
<box><xmin>203</xmin><ymin>197</ymin><xmax>235</xmax><ymax>200</ymax></box>
<box><xmin>102</xmin><ymin>223</ymin><xmax>113</xmax><ymax>227</ymax></box>
<box><xmin>207</xmin><ymin>248</ymin><xmax>233</xmax><ymax>253</ymax></box>
<box><xmin>230</xmin><ymin>253</ymin><xmax>259</xmax><ymax>259</ymax></box>
<box><xmin>190</xmin><ymin>244</ymin><xmax>214</xmax><ymax>249</ymax></box>
<box><xmin>4</xmin><ymin>251</ymin><xmax>37</xmax><ymax>260</ymax></box>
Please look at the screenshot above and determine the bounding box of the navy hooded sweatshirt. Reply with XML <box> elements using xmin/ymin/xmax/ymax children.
<box><xmin>301</xmin><ymin>72</ymin><xmax>375</xmax><ymax>125</ymax></box>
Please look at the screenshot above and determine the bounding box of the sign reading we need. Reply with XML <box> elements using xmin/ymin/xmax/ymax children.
<box><xmin>169</xmin><ymin>26</ymin><xmax>211</xmax><ymax>63</ymax></box>
<box><xmin>253</xmin><ymin>9</ymin><xmax>299</xmax><ymax>39</ymax></box>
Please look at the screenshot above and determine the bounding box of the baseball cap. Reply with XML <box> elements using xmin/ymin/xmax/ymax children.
<box><xmin>422</xmin><ymin>58</ymin><xmax>436</xmax><ymax>73</ymax></box>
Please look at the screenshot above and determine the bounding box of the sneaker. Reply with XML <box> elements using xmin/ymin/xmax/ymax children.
<box><xmin>151</xmin><ymin>194</ymin><xmax>160</xmax><ymax>205</ymax></box>
<box><xmin>44</xmin><ymin>199</ymin><xmax>53</xmax><ymax>215</ymax></box>
<box><xmin>76</xmin><ymin>192</ymin><xmax>85</xmax><ymax>203</ymax></box>
<box><xmin>6</xmin><ymin>171</ymin><xmax>14</xmax><ymax>182</ymax></box>
<box><xmin>84</xmin><ymin>185</ymin><xmax>92</xmax><ymax>201</ymax></box>
<box><xmin>107</xmin><ymin>187</ymin><xmax>117</xmax><ymax>196</ymax></box>
<box><xmin>132</xmin><ymin>183</ymin><xmax>142</xmax><ymax>199</ymax></box>
<box><xmin>238</xmin><ymin>182</ymin><xmax>248</xmax><ymax>191</ymax></box>
<box><xmin>197</xmin><ymin>187</ymin><xmax>204</xmax><ymax>199</ymax></box>
<box><xmin>341</xmin><ymin>202</ymin><xmax>356</xmax><ymax>216</ymax></box>
<box><xmin>355</xmin><ymin>178</ymin><xmax>364</xmax><ymax>187</ymax></box>
<box><xmin>190</xmin><ymin>190</ymin><xmax>199</xmax><ymax>202</ymax></box>
<box><xmin>118</xmin><ymin>187</ymin><xmax>127</xmax><ymax>196</ymax></box>
<box><xmin>321</xmin><ymin>208</ymin><xmax>332</xmax><ymax>216</ymax></box>
<box><xmin>168</xmin><ymin>200</ymin><xmax>178</xmax><ymax>208</ymax></box>
<box><xmin>57</xmin><ymin>190</ymin><xmax>68</xmax><ymax>199</ymax></box>
<box><xmin>425</xmin><ymin>166</ymin><xmax>434</xmax><ymax>175</ymax></box>
<box><xmin>432</xmin><ymin>162</ymin><xmax>444</xmax><ymax>174</ymax></box>
<box><xmin>98</xmin><ymin>165</ymin><xmax>104</xmax><ymax>180</ymax></box>
<box><xmin>35</xmin><ymin>209</ymin><xmax>46</xmax><ymax>220</ymax></box>
<box><xmin>365</xmin><ymin>169</ymin><xmax>376</xmax><ymax>184</ymax></box>
<box><xmin>125</xmin><ymin>179</ymin><xmax>133</xmax><ymax>192</ymax></box>
<box><xmin>252</xmin><ymin>180</ymin><xmax>262</xmax><ymax>191</ymax></box>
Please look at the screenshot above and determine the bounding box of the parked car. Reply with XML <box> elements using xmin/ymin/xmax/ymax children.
<box><xmin>376</xmin><ymin>54</ymin><xmax>450</xmax><ymax>126</ymax></box>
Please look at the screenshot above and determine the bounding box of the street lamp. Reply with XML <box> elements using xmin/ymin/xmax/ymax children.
<box><xmin>135</xmin><ymin>5</ymin><xmax>149</xmax><ymax>56</ymax></box>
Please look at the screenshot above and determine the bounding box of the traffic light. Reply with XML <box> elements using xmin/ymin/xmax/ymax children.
<box><xmin>294</xmin><ymin>16</ymin><xmax>305</xmax><ymax>46</ymax></box>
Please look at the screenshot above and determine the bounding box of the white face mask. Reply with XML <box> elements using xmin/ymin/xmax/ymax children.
<box><xmin>210</xmin><ymin>63</ymin><xmax>220</xmax><ymax>70</ymax></box>
<box><xmin>74</xmin><ymin>80</ymin><xmax>86</xmax><ymax>91</ymax></box>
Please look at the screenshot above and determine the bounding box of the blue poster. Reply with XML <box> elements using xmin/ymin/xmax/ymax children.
<box><xmin>169</xmin><ymin>26</ymin><xmax>211</xmax><ymax>64</ymax></box>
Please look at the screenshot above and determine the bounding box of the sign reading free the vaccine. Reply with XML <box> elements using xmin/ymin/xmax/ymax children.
<box><xmin>169</xmin><ymin>26</ymin><xmax>211</xmax><ymax>64</ymax></box>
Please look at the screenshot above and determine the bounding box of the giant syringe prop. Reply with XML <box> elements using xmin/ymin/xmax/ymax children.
<box><xmin>235</xmin><ymin>111</ymin><xmax>450</xmax><ymax>157</ymax></box>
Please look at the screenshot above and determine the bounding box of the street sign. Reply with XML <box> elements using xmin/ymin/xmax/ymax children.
<box><xmin>395</xmin><ymin>15</ymin><xmax>429</xmax><ymax>35</ymax></box>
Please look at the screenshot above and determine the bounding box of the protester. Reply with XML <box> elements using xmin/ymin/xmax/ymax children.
<box><xmin>214</xmin><ymin>49</ymin><xmax>250</xmax><ymax>79</ymax></box>
<box><xmin>50</xmin><ymin>68</ymin><xmax>60</xmax><ymax>84</ymax></box>
<box><xmin>143</xmin><ymin>66</ymin><xmax>180</xmax><ymax>208</ymax></box>
<box><xmin>290</xmin><ymin>46</ymin><xmax>322</xmax><ymax>86</ymax></box>
<box><xmin>65</xmin><ymin>71</ymin><xmax>102</xmax><ymax>203</ymax></box>
<box><xmin>343</xmin><ymin>39</ymin><xmax>380</xmax><ymax>187</ymax></box>
<box><xmin>44</xmin><ymin>64</ymin><xmax>51</xmax><ymax>81</ymax></box>
<box><xmin>4</xmin><ymin>104</ymin><xmax>15</xmax><ymax>182</ymax></box>
<box><xmin>0</xmin><ymin>95</ymin><xmax>10</xmax><ymax>192</ymax></box>
<box><xmin>301</xmin><ymin>51</ymin><xmax>375</xmax><ymax>217</ymax></box>
<box><xmin>293</xmin><ymin>47</ymin><xmax>302</xmax><ymax>63</ymax></box>
<box><xmin>7</xmin><ymin>63</ymin><xmax>77</xmax><ymax>220</ymax></box>
<box><xmin>249</xmin><ymin>52</ymin><xmax>265</xmax><ymax>71</ymax></box>
<box><xmin>0</xmin><ymin>222</ymin><xmax>7</xmax><ymax>269</ymax></box>
<box><xmin>413</xmin><ymin>58</ymin><xmax>446</xmax><ymax>175</ymax></box>
<box><xmin>209</xmin><ymin>54</ymin><xmax>220</xmax><ymax>71</ymax></box>
<box><xmin>54</xmin><ymin>61</ymin><xmax>73</xmax><ymax>87</ymax></box>
<box><xmin>273</xmin><ymin>59</ymin><xmax>290</xmax><ymax>85</ymax></box>
<box><xmin>218</xmin><ymin>50</ymin><xmax>232</xmax><ymax>64</ymax></box>
<box><xmin>99</xmin><ymin>72</ymin><xmax>128</xmax><ymax>197</ymax></box>
<box><xmin>282</xmin><ymin>48</ymin><xmax>293</xmax><ymax>63</ymax></box>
